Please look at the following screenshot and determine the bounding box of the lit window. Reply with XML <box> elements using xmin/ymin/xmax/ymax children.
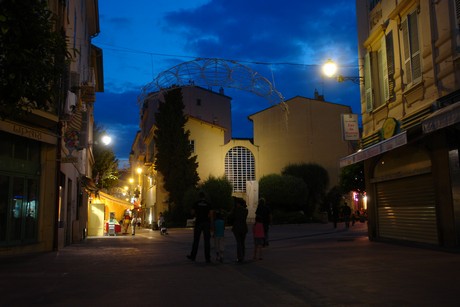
<box><xmin>225</xmin><ymin>146</ymin><xmax>255</xmax><ymax>193</ymax></box>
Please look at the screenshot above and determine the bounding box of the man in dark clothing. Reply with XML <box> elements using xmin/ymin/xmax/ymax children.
<box><xmin>187</xmin><ymin>192</ymin><xmax>213</xmax><ymax>263</ymax></box>
<box><xmin>342</xmin><ymin>203</ymin><xmax>352</xmax><ymax>229</ymax></box>
<box><xmin>231</xmin><ymin>197</ymin><xmax>248</xmax><ymax>262</ymax></box>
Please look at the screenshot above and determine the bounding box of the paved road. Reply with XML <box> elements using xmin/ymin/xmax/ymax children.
<box><xmin>1</xmin><ymin>222</ymin><xmax>459</xmax><ymax>306</ymax></box>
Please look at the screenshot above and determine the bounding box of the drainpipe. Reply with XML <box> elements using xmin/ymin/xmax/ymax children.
<box><xmin>54</xmin><ymin>121</ymin><xmax>62</xmax><ymax>251</ymax></box>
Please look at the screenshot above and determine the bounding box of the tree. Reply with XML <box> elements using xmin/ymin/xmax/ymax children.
<box><xmin>92</xmin><ymin>124</ymin><xmax>119</xmax><ymax>190</ymax></box>
<box><xmin>182</xmin><ymin>176</ymin><xmax>233</xmax><ymax>222</ymax></box>
<box><xmin>339</xmin><ymin>162</ymin><xmax>365</xmax><ymax>194</ymax></box>
<box><xmin>282</xmin><ymin>163</ymin><xmax>329</xmax><ymax>216</ymax></box>
<box><xmin>324</xmin><ymin>185</ymin><xmax>343</xmax><ymax>215</ymax></box>
<box><xmin>259</xmin><ymin>174</ymin><xmax>307</xmax><ymax>212</ymax></box>
<box><xmin>0</xmin><ymin>0</ymin><xmax>70</xmax><ymax>119</ymax></box>
<box><xmin>199</xmin><ymin>176</ymin><xmax>233</xmax><ymax>212</ymax></box>
<box><xmin>154</xmin><ymin>88</ymin><xmax>199</xmax><ymax>223</ymax></box>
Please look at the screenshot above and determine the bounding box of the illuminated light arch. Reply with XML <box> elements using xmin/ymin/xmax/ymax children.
<box><xmin>139</xmin><ymin>58</ymin><xmax>287</xmax><ymax>111</ymax></box>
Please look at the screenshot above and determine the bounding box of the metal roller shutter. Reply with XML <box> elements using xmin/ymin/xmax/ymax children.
<box><xmin>376</xmin><ymin>174</ymin><xmax>438</xmax><ymax>244</ymax></box>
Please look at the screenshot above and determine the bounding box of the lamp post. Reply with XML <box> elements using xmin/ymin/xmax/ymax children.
<box><xmin>322</xmin><ymin>59</ymin><xmax>363</xmax><ymax>84</ymax></box>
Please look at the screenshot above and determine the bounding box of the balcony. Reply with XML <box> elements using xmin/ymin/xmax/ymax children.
<box><xmin>81</xmin><ymin>84</ymin><xmax>96</xmax><ymax>103</ymax></box>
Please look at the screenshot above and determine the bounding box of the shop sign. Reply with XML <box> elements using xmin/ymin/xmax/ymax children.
<box><xmin>341</xmin><ymin>114</ymin><xmax>359</xmax><ymax>141</ymax></box>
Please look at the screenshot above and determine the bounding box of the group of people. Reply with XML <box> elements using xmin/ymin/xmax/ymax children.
<box><xmin>121</xmin><ymin>210</ymin><xmax>141</xmax><ymax>235</ymax></box>
<box><xmin>186</xmin><ymin>192</ymin><xmax>272</xmax><ymax>264</ymax></box>
<box><xmin>332</xmin><ymin>203</ymin><xmax>367</xmax><ymax>229</ymax></box>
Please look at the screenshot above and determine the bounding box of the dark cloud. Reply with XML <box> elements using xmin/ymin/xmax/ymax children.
<box><xmin>163</xmin><ymin>0</ymin><xmax>357</xmax><ymax>62</ymax></box>
<box><xmin>95</xmin><ymin>0</ymin><xmax>362</xmax><ymax>161</ymax></box>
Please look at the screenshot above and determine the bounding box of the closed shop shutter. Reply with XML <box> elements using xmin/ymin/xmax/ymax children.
<box><xmin>376</xmin><ymin>174</ymin><xmax>438</xmax><ymax>244</ymax></box>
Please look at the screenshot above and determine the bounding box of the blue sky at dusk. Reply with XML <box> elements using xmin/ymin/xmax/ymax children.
<box><xmin>93</xmin><ymin>0</ymin><xmax>361</xmax><ymax>166</ymax></box>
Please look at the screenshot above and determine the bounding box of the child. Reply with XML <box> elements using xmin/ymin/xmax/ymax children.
<box><xmin>158</xmin><ymin>212</ymin><xmax>167</xmax><ymax>235</ymax></box>
<box><xmin>213</xmin><ymin>210</ymin><xmax>225</xmax><ymax>263</ymax></box>
<box><xmin>122</xmin><ymin>211</ymin><xmax>131</xmax><ymax>234</ymax></box>
<box><xmin>253</xmin><ymin>215</ymin><xmax>265</xmax><ymax>260</ymax></box>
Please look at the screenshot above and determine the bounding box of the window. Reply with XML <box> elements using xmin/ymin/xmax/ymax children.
<box><xmin>365</xmin><ymin>31</ymin><xmax>395</xmax><ymax>112</ymax></box>
<box><xmin>196</xmin><ymin>99</ymin><xmax>201</xmax><ymax>106</ymax></box>
<box><xmin>189</xmin><ymin>140</ymin><xmax>195</xmax><ymax>153</ymax></box>
<box><xmin>369</xmin><ymin>0</ymin><xmax>381</xmax><ymax>11</ymax></box>
<box><xmin>225</xmin><ymin>146</ymin><xmax>255</xmax><ymax>193</ymax></box>
<box><xmin>0</xmin><ymin>175</ymin><xmax>39</xmax><ymax>245</ymax></box>
<box><xmin>0</xmin><ymin>132</ymin><xmax>40</xmax><ymax>245</ymax></box>
<box><xmin>401</xmin><ymin>10</ymin><xmax>421</xmax><ymax>86</ymax></box>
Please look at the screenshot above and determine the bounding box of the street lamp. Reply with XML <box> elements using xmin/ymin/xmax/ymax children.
<box><xmin>322</xmin><ymin>59</ymin><xmax>362</xmax><ymax>84</ymax></box>
<box><xmin>101</xmin><ymin>135</ymin><xmax>112</xmax><ymax>145</ymax></box>
<box><xmin>322</xmin><ymin>59</ymin><xmax>338</xmax><ymax>78</ymax></box>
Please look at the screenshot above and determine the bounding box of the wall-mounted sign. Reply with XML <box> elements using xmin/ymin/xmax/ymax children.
<box><xmin>341</xmin><ymin>114</ymin><xmax>359</xmax><ymax>141</ymax></box>
<box><xmin>382</xmin><ymin>117</ymin><xmax>398</xmax><ymax>139</ymax></box>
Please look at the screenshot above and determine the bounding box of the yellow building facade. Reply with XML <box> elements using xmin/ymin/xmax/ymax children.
<box><xmin>250</xmin><ymin>96</ymin><xmax>352</xmax><ymax>186</ymax></box>
<box><xmin>348</xmin><ymin>0</ymin><xmax>460</xmax><ymax>248</ymax></box>
<box><xmin>135</xmin><ymin>86</ymin><xmax>353</xmax><ymax>224</ymax></box>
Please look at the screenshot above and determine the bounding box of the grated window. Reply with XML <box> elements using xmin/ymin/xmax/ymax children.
<box><xmin>225</xmin><ymin>146</ymin><xmax>255</xmax><ymax>193</ymax></box>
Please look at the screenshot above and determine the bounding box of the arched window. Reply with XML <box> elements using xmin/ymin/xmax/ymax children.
<box><xmin>225</xmin><ymin>146</ymin><xmax>255</xmax><ymax>193</ymax></box>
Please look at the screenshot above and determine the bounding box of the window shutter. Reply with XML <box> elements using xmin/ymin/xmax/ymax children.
<box><xmin>386</xmin><ymin>31</ymin><xmax>395</xmax><ymax>101</ymax></box>
<box><xmin>381</xmin><ymin>35</ymin><xmax>389</xmax><ymax>102</ymax></box>
<box><xmin>409</xmin><ymin>11</ymin><xmax>421</xmax><ymax>82</ymax></box>
<box><xmin>456</xmin><ymin>0</ymin><xmax>460</xmax><ymax>27</ymax></box>
<box><xmin>364</xmin><ymin>52</ymin><xmax>373</xmax><ymax>113</ymax></box>
<box><xmin>401</xmin><ymin>18</ymin><xmax>411</xmax><ymax>85</ymax></box>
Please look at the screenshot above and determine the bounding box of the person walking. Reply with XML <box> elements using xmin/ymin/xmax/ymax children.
<box><xmin>158</xmin><ymin>212</ymin><xmax>167</xmax><ymax>235</ymax></box>
<box><xmin>231</xmin><ymin>197</ymin><xmax>248</xmax><ymax>263</ymax></box>
<box><xmin>255</xmin><ymin>198</ymin><xmax>272</xmax><ymax>246</ymax></box>
<box><xmin>131</xmin><ymin>210</ymin><xmax>137</xmax><ymax>236</ymax></box>
<box><xmin>253</xmin><ymin>215</ymin><xmax>265</xmax><ymax>261</ymax></box>
<box><xmin>187</xmin><ymin>192</ymin><xmax>213</xmax><ymax>263</ymax></box>
<box><xmin>213</xmin><ymin>210</ymin><xmax>225</xmax><ymax>263</ymax></box>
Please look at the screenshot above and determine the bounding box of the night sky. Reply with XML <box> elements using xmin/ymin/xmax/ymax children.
<box><xmin>93</xmin><ymin>0</ymin><xmax>360</xmax><ymax>166</ymax></box>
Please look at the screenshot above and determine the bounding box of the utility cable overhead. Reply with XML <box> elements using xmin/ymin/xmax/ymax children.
<box><xmin>94</xmin><ymin>42</ymin><xmax>360</xmax><ymax>68</ymax></box>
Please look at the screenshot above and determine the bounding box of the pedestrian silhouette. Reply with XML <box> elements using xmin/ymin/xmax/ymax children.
<box><xmin>187</xmin><ymin>192</ymin><xmax>213</xmax><ymax>263</ymax></box>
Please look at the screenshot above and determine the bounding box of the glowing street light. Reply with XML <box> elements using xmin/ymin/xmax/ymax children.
<box><xmin>322</xmin><ymin>59</ymin><xmax>362</xmax><ymax>84</ymax></box>
<box><xmin>101</xmin><ymin>135</ymin><xmax>112</xmax><ymax>145</ymax></box>
<box><xmin>322</xmin><ymin>59</ymin><xmax>338</xmax><ymax>78</ymax></box>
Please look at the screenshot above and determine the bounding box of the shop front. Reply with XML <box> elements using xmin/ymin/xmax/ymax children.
<box><xmin>342</xmin><ymin>112</ymin><xmax>460</xmax><ymax>249</ymax></box>
<box><xmin>87</xmin><ymin>191</ymin><xmax>132</xmax><ymax>236</ymax></box>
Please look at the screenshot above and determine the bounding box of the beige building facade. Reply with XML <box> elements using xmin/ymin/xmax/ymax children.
<box><xmin>134</xmin><ymin>87</ymin><xmax>353</xmax><ymax>225</ymax></box>
<box><xmin>347</xmin><ymin>0</ymin><xmax>460</xmax><ymax>248</ymax></box>
<box><xmin>0</xmin><ymin>0</ymin><xmax>103</xmax><ymax>255</ymax></box>
<box><xmin>250</xmin><ymin>96</ymin><xmax>352</xmax><ymax>186</ymax></box>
